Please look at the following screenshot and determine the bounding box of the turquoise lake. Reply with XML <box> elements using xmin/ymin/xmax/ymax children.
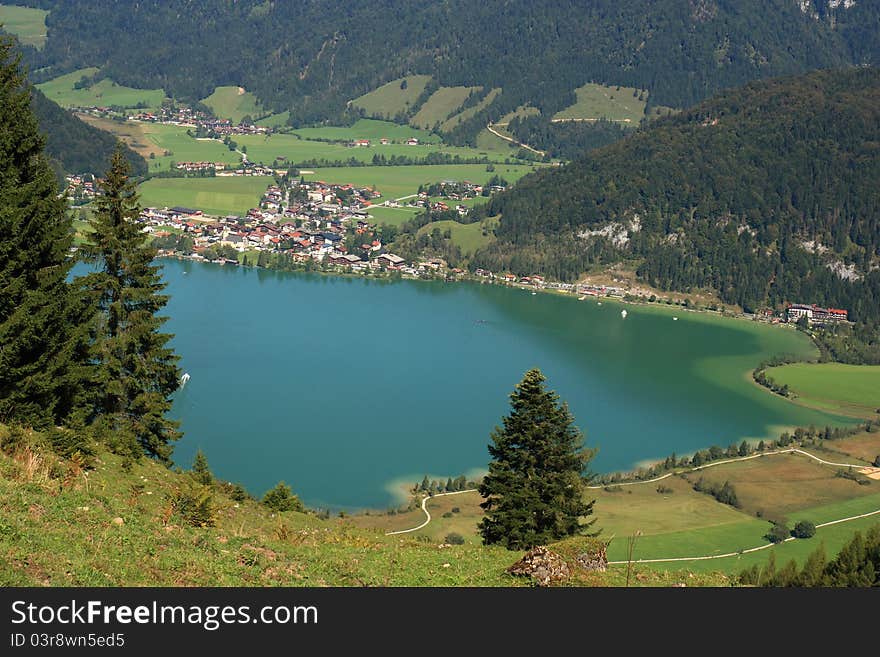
<box><xmin>151</xmin><ymin>258</ymin><xmax>848</xmax><ymax>510</ymax></box>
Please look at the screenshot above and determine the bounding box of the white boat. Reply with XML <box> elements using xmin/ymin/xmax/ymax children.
<box><xmin>578</xmin><ymin>295</ymin><xmax>586</xmax><ymax>301</ymax></box>
<box><xmin>179</xmin><ymin>372</ymin><xmax>191</xmax><ymax>388</ymax></box>
<box><xmin>621</xmin><ymin>309</ymin><xmax>628</xmax><ymax>319</ymax></box>
<box><xmin>673</xmin><ymin>317</ymin><xmax>678</xmax><ymax>321</ymax></box>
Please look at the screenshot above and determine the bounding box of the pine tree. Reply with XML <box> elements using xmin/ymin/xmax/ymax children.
<box><xmin>79</xmin><ymin>146</ymin><xmax>181</xmax><ymax>462</ymax></box>
<box><xmin>479</xmin><ymin>368</ymin><xmax>597</xmax><ymax>549</ymax></box>
<box><xmin>0</xmin><ymin>38</ymin><xmax>94</xmax><ymax>427</ymax></box>
<box><xmin>191</xmin><ymin>449</ymin><xmax>213</xmax><ymax>486</ymax></box>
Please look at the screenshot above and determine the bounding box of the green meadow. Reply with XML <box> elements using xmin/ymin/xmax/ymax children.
<box><xmin>411</xmin><ymin>86</ymin><xmax>480</xmax><ymax>129</ymax></box>
<box><xmin>553</xmin><ymin>82</ymin><xmax>648</xmax><ymax>123</ymax></box>
<box><xmin>292</xmin><ymin>119</ymin><xmax>438</xmax><ymax>143</ymax></box>
<box><xmin>417</xmin><ymin>218</ymin><xmax>497</xmax><ymax>255</ymax></box>
<box><xmin>301</xmin><ymin>163</ymin><xmax>539</xmax><ymax>202</ymax></box>
<box><xmin>37</xmin><ymin>68</ymin><xmax>167</xmax><ymax>109</ymax></box>
<box><xmin>255</xmin><ymin>111</ymin><xmax>290</xmax><ymax>128</ymax></box>
<box><xmin>0</xmin><ymin>4</ymin><xmax>48</xmax><ymax>49</ymax></box>
<box><xmin>765</xmin><ymin>363</ymin><xmax>880</xmax><ymax>418</ymax></box>
<box><xmin>201</xmin><ymin>86</ymin><xmax>264</xmax><ymax>123</ymax></box>
<box><xmin>441</xmin><ymin>88</ymin><xmax>502</xmax><ymax>132</ymax></box>
<box><xmin>138</xmin><ymin>176</ymin><xmax>273</xmax><ymax>216</ymax></box>
<box><xmin>351</xmin><ymin>75</ymin><xmax>432</xmax><ymax>118</ymax></box>
<box><xmin>236</xmin><ymin>132</ymin><xmax>518</xmax><ymax>166</ymax></box>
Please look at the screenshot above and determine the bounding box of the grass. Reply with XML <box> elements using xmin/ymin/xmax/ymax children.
<box><xmin>236</xmin><ymin>131</ymin><xmax>516</xmax><ymax>166</ymax></box>
<box><xmin>200</xmin><ymin>86</ymin><xmax>264</xmax><ymax>123</ymax></box>
<box><xmin>292</xmin><ymin>119</ymin><xmax>438</xmax><ymax>144</ymax></box>
<box><xmin>441</xmin><ymin>88</ymin><xmax>502</xmax><ymax>132</ymax></box>
<box><xmin>417</xmin><ymin>218</ymin><xmax>495</xmax><ymax>255</ymax></box>
<box><xmin>764</xmin><ymin>363</ymin><xmax>880</xmax><ymax>418</ymax></box>
<box><xmin>300</xmin><ymin>164</ymin><xmax>539</xmax><ymax>204</ymax></box>
<box><xmin>682</xmin><ymin>451</ymin><xmax>878</xmax><ymax>520</ymax></box>
<box><xmin>0</xmin><ymin>4</ymin><xmax>48</xmax><ymax>49</ymax></box>
<box><xmin>496</xmin><ymin>105</ymin><xmax>541</xmax><ymax>125</ymax></box>
<box><xmin>553</xmin><ymin>82</ymin><xmax>648</xmax><ymax>123</ymax></box>
<box><xmin>366</xmin><ymin>205</ymin><xmax>421</xmax><ymax>227</ymax></box>
<box><xmin>255</xmin><ymin>111</ymin><xmax>290</xmax><ymax>128</ymax></box>
<box><xmin>37</xmin><ymin>68</ymin><xmax>167</xmax><ymax>109</ymax></box>
<box><xmin>475</xmin><ymin>127</ymin><xmax>519</xmax><ymax>153</ymax></box>
<box><xmin>351</xmin><ymin>75</ymin><xmax>432</xmax><ymax>119</ymax></box>
<box><xmin>138</xmin><ymin>176</ymin><xmax>273</xmax><ymax>216</ymax></box>
<box><xmin>812</xmin><ymin>430</ymin><xmax>880</xmax><ymax>465</ymax></box>
<box><xmin>410</xmin><ymin>86</ymin><xmax>481</xmax><ymax>129</ymax></box>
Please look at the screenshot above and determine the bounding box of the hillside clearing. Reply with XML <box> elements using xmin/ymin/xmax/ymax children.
<box><xmin>37</xmin><ymin>68</ymin><xmax>166</xmax><ymax>109</ymax></box>
<box><xmin>410</xmin><ymin>86</ymin><xmax>481</xmax><ymax>130</ymax></box>
<box><xmin>351</xmin><ymin>75</ymin><xmax>432</xmax><ymax>119</ymax></box>
<box><xmin>553</xmin><ymin>82</ymin><xmax>647</xmax><ymax>123</ymax></box>
<box><xmin>201</xmin><ymin>86</ymin><xmax>264</xmax><ymax>123</ymax></box>
<box><xmin>0</xmin><ymin>4</ymin><xmax>49</xmax><ymax>49</ymax></box>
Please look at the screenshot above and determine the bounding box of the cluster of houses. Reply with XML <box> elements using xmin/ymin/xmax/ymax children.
<box><xmin>128</xmin><ymin>105</ymin><xmax>268</xmax><ymax>136</ymax></box>
<box><xmin>64</xmin><ymin>174</ymin><xmax>98</xmax><ymax>202</ymax></box>
<box><xmin>348</xmin><ymin>137</ymin><xmax>420</xmax><ymax>147</ymax></box>
<box><xmin>786</xmin><ymin>303</ymin><xmax>849</xmax><ymax>326</ymax></box>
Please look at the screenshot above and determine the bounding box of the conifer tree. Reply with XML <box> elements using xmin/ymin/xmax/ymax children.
<box><xmin>191</xmin><ymin>449</ymin><xmax>213</xmax><ymax>486</ymax></box>
<box><xmin>80</xmin><ymin>146</ymin><xmax>181</xmax><ymax>462</ymax></box>
<box><xmin>479</xmin><ymin>368</ymin><xmax>597</xmax><ymax>549</ymax></box>
<box><xmin>0</xmin><ymin>38</ymin><xmax>93</xmax><ymax>427</ymax></box>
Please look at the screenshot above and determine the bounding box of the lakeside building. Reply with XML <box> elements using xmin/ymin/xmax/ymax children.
<box><xmin>786</xmin><ymin>303</ymin><xmax>848</xmax><ymax>326</ymax></box>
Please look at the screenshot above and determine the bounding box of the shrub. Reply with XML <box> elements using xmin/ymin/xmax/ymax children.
<box><xmin>656</xmin><ymin>485</ymin><xmax>674</xmax><ymax>494</ymax></box>
<box><xmin>792</xmin><ymin>520</ymin><xmax>816</xmax><ymax>539</ymax></box>
<box><xmin>766</xmin><ymin>521</ymin><xmax>790</xmax><ymax>544</ymax></box>
<box><xmin>262</xmin><ymin>481</ymin><xmax>304</xmax><ymax>513</ymax></box>
<box><xmin>445</xmin><ymin>533</ymin><xmax>466</xmax><ymax>545</ymax></box>
<box><xmin>170</xmin><ymin>482</ymin><xmax>215</xmax><ymax>527</ymax></box>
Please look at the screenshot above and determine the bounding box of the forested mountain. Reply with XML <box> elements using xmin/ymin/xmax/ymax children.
<box><xmin>30</xmin><ymin>86</ymin><xmax>146</xmax><ymax>180</ymax></box>
<box><xmin>11</xmin><ymin>0</ymin><xmax>880</xmax><ymax>142</ymax></box>
<box><xmin>471</xmin><ymin>67</ymin><xmax>880</xmax><ymax>323</ymax></box>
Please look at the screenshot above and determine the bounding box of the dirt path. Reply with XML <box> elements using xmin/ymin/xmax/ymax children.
<box><xmin>385</xmin><ymin>489</ymin><xmax>479</xmax><ymax>536</ymax></box>
<box><xmin>485</xmin><ymin>123</ymin><xmax>546</xmax><ymax>157</ymax></box>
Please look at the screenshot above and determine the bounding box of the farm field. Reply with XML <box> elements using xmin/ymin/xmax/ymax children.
<box><xmin>292</xmin><ymin>119</ymin><xmax>438</xmax><ymax>143</ymax></box>
<box><xmin>300</xmin><ymin>163</ymin><xmax>539</xmax><ymax>203</ymax></box>
<box><xmin>200</xmin><ymin>86</ymin><xmax>263</xmax><ymax>123</ymax></box>
<box><xmin>365</xmin><ymin>205</ymin><xmax>420</xmax><ymax>227</ymax></box>
<box><xmin>417</xmin><ymin>218</ymin><xmax>495</xmax><ymax>256</ymax></box>
<box><xmin>37</xmin><ymin>68</ymin><xmax>166</xmax><ymax>109</ymax></box>
<box><xmin>553</xmin><ymin>82</ymin><xmax>648</xmax><ymax>123</ymax></box>
<box><xmin>813</xmin><ymin>430</ymin><xmax>880</xmax><ymax>464</ymax></box>
<box><xmin>682</xmin><ymin>451</ymin><xmax>878</xmax><ymax>520</ymax></box>
<box><xmin>765</xmin><ymin>363</ymin><xmax>880</xmax><ymax>418</ymax></box>
<box><xmin>235</xmin><ymin>132</ymin><xmax>515</xmax><ymax>166</ymax></box>
<box><xmin>441</xmin><ymin>88</ymin><xmax>502</xmax><ymax>132</ymax></box>
<box><xmin>255</xmin><ymin>111</ymin><xmax>290</xmax><ymax>128</ymax></box>
<box><xmin>410</xmin><ymin>86</ymin><xmax>480</xmax><ymax>129</ymax></box>
<box><xmin>0</xmin><ymin>4</ymin><xmax>48</xmax><ymax>48</ymax></box>
<box><xmin>351</xmin><ymin>75</ymin><xmax>432</xmax><ymax>118</ymax></box>
<box><xmin>138</xmin><ymin>176</ymin><xmax>273</xmax><ymax>216</ymax></box>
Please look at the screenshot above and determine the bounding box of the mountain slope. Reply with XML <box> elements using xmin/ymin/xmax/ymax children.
<box><xmin>472</xmin><ymin>67</ymin><xmax>880</xmax><ymax>321</ymax></box>
<box><xmin>30</xmin><ymin>86</ymin><xmax>146</xmax><ymax>179</ymax></box>
<box><xmin>17</xmin><ymin>0</ymin><xmax>879</xmax><ymax>139</ymax></box>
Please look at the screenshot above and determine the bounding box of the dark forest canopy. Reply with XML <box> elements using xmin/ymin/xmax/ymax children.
<box><xmin>472</xmin><ymin>67</ymin><xmax>880</xmax><ymax>323</ymax></box>
<box><xmin>30</xmin><ymin>87</ymin><xmax>146</xmax><ymax>180</ymax></box>
<box><xmin>9</xmin><ymin>0</ymin><xmax>880</xmax><ymax>142</ymax></box>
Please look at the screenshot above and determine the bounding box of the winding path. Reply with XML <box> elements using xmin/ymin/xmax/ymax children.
<box><xmin>386</xmin><ymin>448</ymin><xmax>877</xmax><ymax>557</ymax></box>
<box><xmin>485</xmin><ymin>123</ymin><xmax>546</xmax><ymax>157</ymax></box>
<box><xmin>385</xmin><ymin>489</ymin><xmax>479</xmax><ymax>536</ymax></box>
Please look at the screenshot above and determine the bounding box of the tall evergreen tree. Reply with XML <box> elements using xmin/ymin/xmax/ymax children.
<box><xmin>479</xmin><ymin>368</ymin><xmax>597</xmax><ymax>549</ymax></box>
<box><xmin>0</xmin><ymin>38</ymin><xmax>93</xmax><ymax>427</ymax></box>
<box><xmin>79</xmin><ymin>146</ymin><xmax>181</xmax><ymax>462</ymax></box>
<box><xmin>191</xmin><ymin>449</ymin><xmax>213</xmax><ymax>486</ymax></box>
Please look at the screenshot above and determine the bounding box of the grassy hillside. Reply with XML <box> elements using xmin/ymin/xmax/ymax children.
<box><xmin>351</xmin><ymin>75</ymin><xmax>432</xmax><ymax>119</ymax></box>
<box><xmin>764</xmin><ymin>363</ymin><xmax>880</xmax><ymax>418</ymax></box>
<box><xmin>292</xmin><ymin>119</ymin><xmax>438</xmax><ymax>143</ymax></box>
<box><xmin>0</xmin><ymin>424</ymin><xmax>730</xmax><ymax>587</ymax></box>
<box><xmin>410</xmin><ymin>86</ymin><xmax>480</xmax><ymax>129</ymax></box>
<box><xmin>441</xmin><ymin>88</ymin><xmax>502</xmax><ymax>132</ymax></box>
<box><xmin>201</xmin><ymin>86</ymin><xmax>263</xmax><ymax>123</ymax></box>
<box><xmin>553</xmin><ymin>82</ymin><xmax>647</xmax><ymax>123</ymax></box>
<box><xmin>37</xmin><ymin>68</ymin><xmax>166</xmax><ymax>109</ymax></box>
<box><xmin>0</xmin><ymin>4</ymin><xmax>48</xmax><ymax>49</ymax></box>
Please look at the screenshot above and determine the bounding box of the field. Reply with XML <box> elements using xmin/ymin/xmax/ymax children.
<box><xmin>410</xmin><ymin>86</ymin><xmax>480</xmax><ymax>129</ymax></box>
<box><xmin>351</xmin><ymin>75</ymin><xmax>432</xmax><ymax>118</ymax></box>
<box><xmin>682</xmin><ymin>452</ymin><xmax>878</xmax><ymax>520</ymax></box>
<box><xmin>200</xmin><ymin>86</ymin><xmax>264</xmax><ymax>123</ymax></box>
<box><xmin>236</xmin><ymin>131</ymin><xmax>515</xmax><ymax>166</ymax></box>
<box><xmin>138</xmin><ymin>176</ymin><xmax>273</xmax><ymax>216</ymax></box>
<box><xmin>0</xmin><ymin>4</ymin><xmax>48</xmax><ymax>49</ymax></box>
<box><xmin>496</xmin><ymin>105</ymin><xmax>541</xmax><ymax>125</ymax></box>
<box><xmin>417</xmin><ymin>218</ymin><xmax>496</xmax><ymax>255</ymax></box>
<box><xmin>553</xmin><ymin>82</ymin><xmax>648</xmax><ymax>123</ymax></box>
<box><xmin>292</xmin><ymin>119</ymin><xmax>438</xmax><ymax>143</ymax></box>
<box><xmin>300</xmin><ymin>163</ymin><xmax>539</xmax><ymax>203</ymax></box>
<box><xmin>475</xmin><ymin>127</ymin><xmax>519</xmax><ymax>153</ymax></box>
<box><xmin>441</xmin><ymin>88</ymin><xmax>502</xmax><ymax>132</ymax></box>
<box><xmin>255</xmin><ymin>111</ymin><xmax>289</xmax><ymax>128</ymax></box>
<box><xmin>365</xmin><ymin>205</ymin><xmax>420</xmax><ymax>227</ymax></box>
<box><xmin>765</xmin><ymin>363</ymin><xmax>880</xmax><ymax>418</ymax></box>
<box><xmin>814</xmin><ymin>429</ymin><xmax>880</xmax><ymax>464</ymax></box>
<box><xmin>37</xmin><ymin>68</ymin><xmax>166</xmax><ymax>109</ymax></box>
